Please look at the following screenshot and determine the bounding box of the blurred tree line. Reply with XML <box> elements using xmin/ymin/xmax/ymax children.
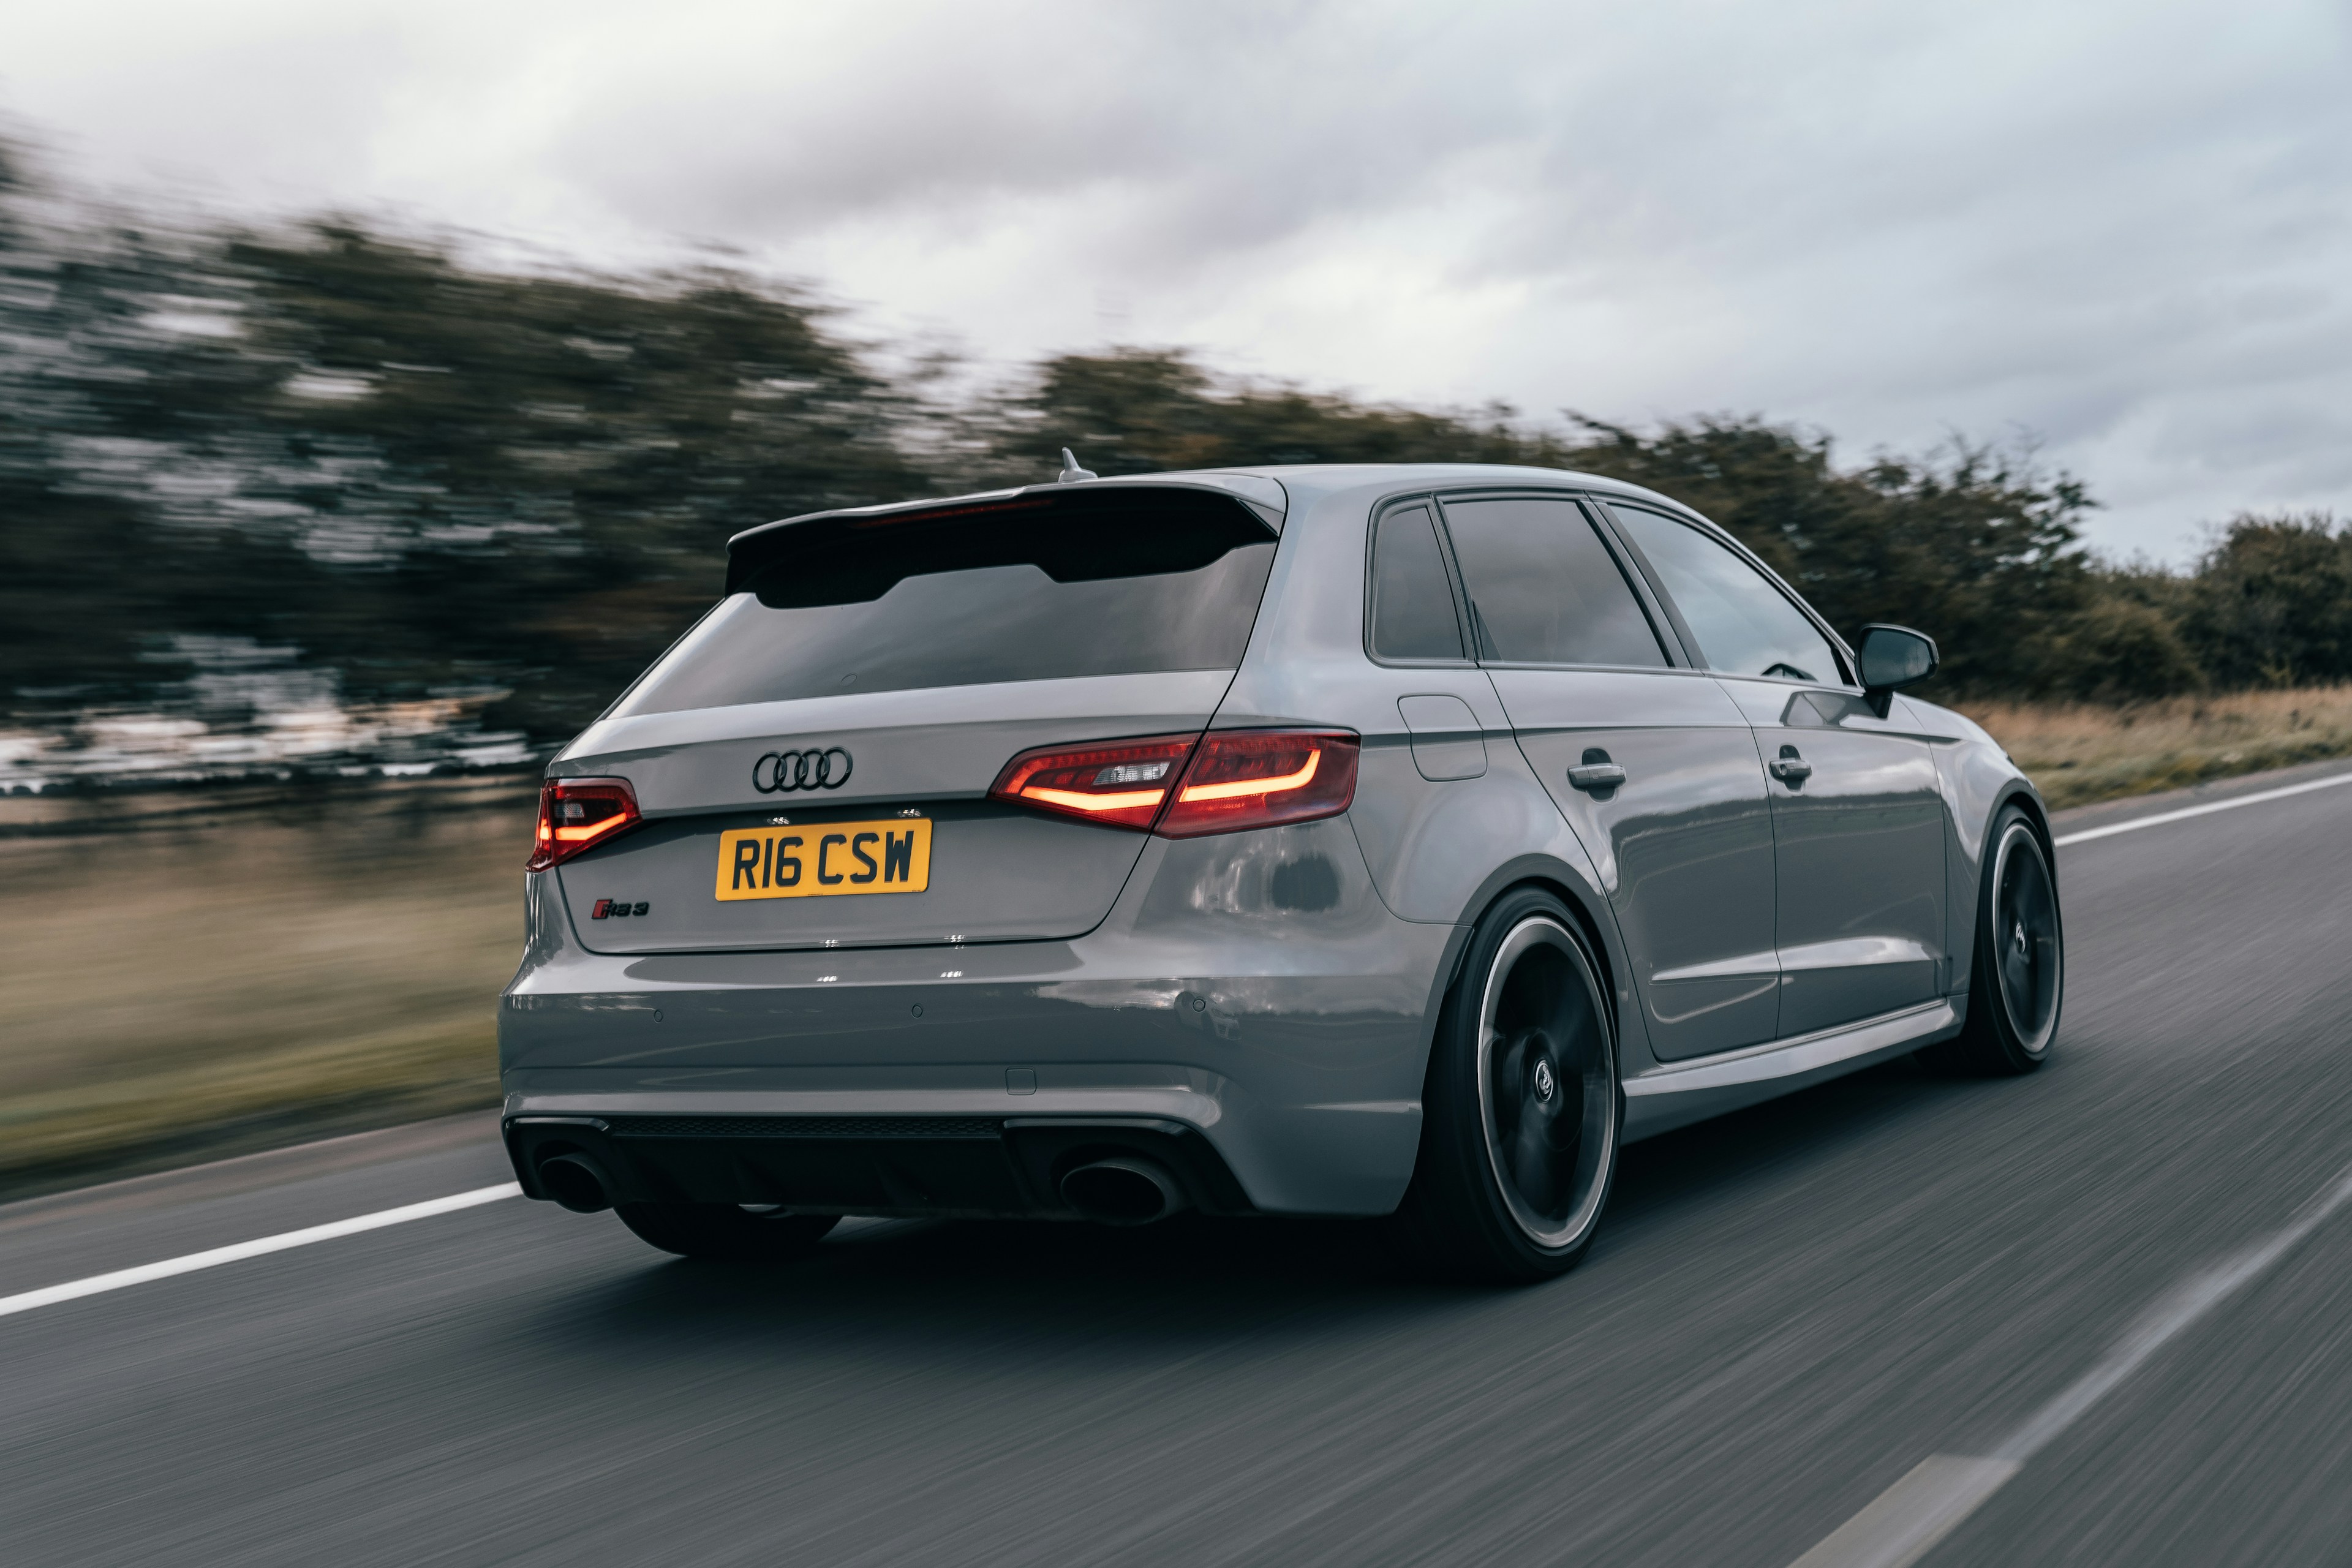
<box><xmin>2</xmin><ymin>135</ymin><xmax>2345</xmax><ymax>779</ymax></box>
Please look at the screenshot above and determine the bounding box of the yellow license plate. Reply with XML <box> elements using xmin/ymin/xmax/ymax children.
<box><xmin>714</xmin><ymin>818</ymin><xmax>932</xmax><ymax>901</ymax></box>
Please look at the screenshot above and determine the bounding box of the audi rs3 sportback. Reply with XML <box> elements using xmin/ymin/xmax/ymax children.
<box><xmin>500</xmin><ymin>464</ymin><xmax>2064</xmax><ymax>1281</ymax></box>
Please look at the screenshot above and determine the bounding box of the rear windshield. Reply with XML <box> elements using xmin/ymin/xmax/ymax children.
<box><xmin>611</xmin><ymin>489</ymin><xmax>1279</xmax><ymax>715</ymax></box>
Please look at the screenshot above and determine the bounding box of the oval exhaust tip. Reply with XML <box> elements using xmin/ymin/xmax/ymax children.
<box><xmin>1059</xmin><ymin>1157</ymin><xmax>1185</xmax><ymax>1226</ymax></box>
<box><xmin>538</xmin><ymin>1152</ymin><xmax>615</xmax><ymax>1213</ymax></box>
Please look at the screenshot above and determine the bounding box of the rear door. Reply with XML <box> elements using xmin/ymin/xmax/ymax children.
<box><xmin>546</xmin><ymin>486</ymin><xmax>1281</xmax><ymax>954</ymax></box>
<box><xmin>1601</xmin><ymin>500</ymin><xmax>1947</xmax><ymax>1037</ymax></box>
<box><xmin>1439</xmin><ymin>491</ymin><xmax>1783</xmax><ymax>1063</ymax></box>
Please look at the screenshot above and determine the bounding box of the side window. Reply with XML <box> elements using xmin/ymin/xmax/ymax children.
<box><xmin>1441</xmin><ymin>496</ymin><xmax>1667</xmax><ymax>667</ymax></box>
<box><xmin>1370</xmin><ymin>505</ymin><xmax>1466</xmax><ymax>660</ymax></box>
<box><xmin>1608</xmin><ymin>504</ymin><xmax>1844</xmax><ymax>685</ymax></box>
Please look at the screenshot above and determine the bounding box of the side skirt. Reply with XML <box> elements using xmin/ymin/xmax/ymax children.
<box><xmin>1620</xmin><ymin>998</ymin><xmax>1962</xmax><ymax>1143</ymax></box>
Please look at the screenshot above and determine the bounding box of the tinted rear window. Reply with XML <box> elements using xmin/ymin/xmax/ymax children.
<box><xmin>612</xmin><ymin>489</ymin><xmax>1278</xmax><ymax>715</ymax></box>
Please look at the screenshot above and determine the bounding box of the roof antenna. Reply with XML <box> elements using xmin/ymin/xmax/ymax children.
<box><xmin>1057</xmin><ymin>447</ymin><xmax>1097</xmax><ymax>483</ymax></box>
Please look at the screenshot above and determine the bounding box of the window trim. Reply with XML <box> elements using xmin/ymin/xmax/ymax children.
<box><xmin>1425</xmin><ymin>486</ymin><xmax>1690</xmax><ymax>673</ymax></box>
<box><xmin>1591</xmin><ymin>495</ymin><xmax>1858</xmax><ymax>690</ymax></box>
<box><xmin>1362</xmin><ymin>492</ymin><xmax>1477</xmax><ymax>669</ymax></box>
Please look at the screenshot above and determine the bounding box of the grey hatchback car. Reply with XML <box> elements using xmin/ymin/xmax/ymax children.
<box><xmin>500</xmin><ymin>463</ymin><xmax>2064</xmax><ymax>1280</ymax></box>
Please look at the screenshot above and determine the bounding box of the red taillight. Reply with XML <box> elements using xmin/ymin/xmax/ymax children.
<box><xmin>1158</xmin><ymin>731</ymin><xmax>1358</xmax><ymax>838</ymax></box>
<box><xmin>989</xmin><ymin>729</ymin><xmax>1358</xmax><ymax>839</ymax></box>
<box><xmin>526</xmin><ymin>777</ymin><xmax>642</xmax><ymax>870</ymax></box>
<box><xmin>987</xmin><ymin>734</ymin><xmax>1201</xmax><ymax>831</ymax></box>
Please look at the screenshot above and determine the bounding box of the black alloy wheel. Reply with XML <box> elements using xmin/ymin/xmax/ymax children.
<box><xmin>1921</xmin><ymin>804</ymin><xmax>2064</xmax><ymax>1075</ymax></box>
<box><xmin>1397</xmin><ymin>888</ymin><xmax>1620</xmax><ymax>1282</ymax></box>
<box><xmin>616</xmin><ymin>1203</ymin><xmax>840</xmax><ymax>1261</ymax></box>
<box><xmin>1992</xmin><ymin>823</ymin><xmax>2062</xmax><ymax>1048</ymax></box>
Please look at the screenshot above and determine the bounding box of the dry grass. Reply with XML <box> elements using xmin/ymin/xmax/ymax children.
<box><xmin>1961</xmin><ymin>684</ymin><xmax>2352</xmax><ymax>809</ymax></box>
<box><xmin>0</xmin><ymin>782</ymin><xmax>533</xmax><ymax>1197</ymax></box>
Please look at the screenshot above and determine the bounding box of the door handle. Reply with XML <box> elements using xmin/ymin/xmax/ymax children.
<box><xmin>1567</xmin><ymin>748</ymin><xmax>1626</xmax><ymax>793</ymax></box>
<box><xmin>1769</xmin><ymin>745</ymin><xmax>1812</xmax><ymax>785</ymax></box>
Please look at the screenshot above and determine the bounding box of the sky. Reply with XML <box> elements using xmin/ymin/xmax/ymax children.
<box><xmin>7</xmin><ymin>0</ymin><xmax>2349</xmax><ymax>563</ymax></box>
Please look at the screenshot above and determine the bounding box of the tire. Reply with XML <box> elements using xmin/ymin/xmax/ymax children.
<box><xmin>1920</xmin><ymin>804</ymin><xmax>2064</xmax><ymax>1076</ymax></box>
<box><xmin>615</xmin><ymin>1203</ymin><xmax>840</xmax><ymax>1261</ymax></box>
<box><xmin>1395</xmin><ymin>888</ymin><xmax>1622</xmax><ymax>1283</ymax></box>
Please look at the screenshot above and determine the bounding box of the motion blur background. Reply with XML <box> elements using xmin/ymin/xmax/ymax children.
<box><xmin>4</xmin><ymin>1</ymin><xmax>2350</xmax><ymax>1194</ymax></box>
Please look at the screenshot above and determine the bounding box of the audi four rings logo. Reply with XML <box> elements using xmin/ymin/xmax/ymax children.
<box><xmin>753</xmin><ymin>747</ymin><xmax>853</xmax><ymax>793</ymax></box>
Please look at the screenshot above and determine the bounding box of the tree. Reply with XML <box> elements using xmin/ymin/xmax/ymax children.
<box><xmin>961</xmin><ymin>347</ymin><xmax>1569</xmax><ymax>483</ymax></box>
<box><xmin>2183</xmin><ymin>514</ymin><xmax>2352</xmax><ymax>687</ymax></box>
<box><xmin>1558</xmin><ymin>417</ymin><xmax>2125</xmax><ymax>698</ymax></box>
<box><xmin>0</xmin><ymin>173</ymin><xmax>934</xmax><ymax>761</ymax></box>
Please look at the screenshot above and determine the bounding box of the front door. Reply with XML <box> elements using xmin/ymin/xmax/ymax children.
<box><xmin>1600</xmin><ymin>500</ymin><xmax>1947</xmax><ymax>1038</ymax></box>
<box><xmin>1722</xmin><ymin>679</ymin><xmax>1948</xmax><ymax>1036</ymax></box>
<box><xmin>1437</xmin><ymin>492</ymin><xmax>1783</xmax><ymax>1063</ymax></box>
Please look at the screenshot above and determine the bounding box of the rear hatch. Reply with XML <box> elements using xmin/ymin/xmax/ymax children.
<box><xmin>547</xmin><ymin>481</ymin><xmax>1282</xmax><ymax>954</ymax></box>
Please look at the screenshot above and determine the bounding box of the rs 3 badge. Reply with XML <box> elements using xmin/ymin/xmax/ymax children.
<box><xmin>592</xmin><ymin>899</ymin><xmax>649</xmax><ymax>919</ymax></box>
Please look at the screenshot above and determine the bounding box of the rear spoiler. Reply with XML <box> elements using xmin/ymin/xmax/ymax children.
<box><xmin>723</xmin><ymin>476</ymin><xmax>1286</xmax><ymax>599</ymax></box>
<box><xmin>731</xmin><ymin>473</ymin><xmax>1284</xmax><ymax>546</ymax></box>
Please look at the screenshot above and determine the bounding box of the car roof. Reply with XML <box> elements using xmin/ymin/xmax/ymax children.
<box><xmin>728</xmin><ymin>463</ymin><xmax>1697</xmax><ymax>549</ymax></box>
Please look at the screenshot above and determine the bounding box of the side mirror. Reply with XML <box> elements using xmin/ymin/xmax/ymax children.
<box><xmin>1856</xmin><ymin>624</ymin><xmax>1938</xmax><ymax>716</ymax></box>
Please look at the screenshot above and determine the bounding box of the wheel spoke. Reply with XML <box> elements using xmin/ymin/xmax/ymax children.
<box><xmin>1511</xmin><ymin>1115</ymin><xmax>1556</xmax><ymax>1212</ymax></box>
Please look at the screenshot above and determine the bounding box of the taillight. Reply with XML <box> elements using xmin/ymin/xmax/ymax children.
<box><xmin>527</xmin><ymin>777</ymin><xmax>642</xmax><ymax>870</ymax></box>
<box><xmin>1158</xmin><ymin>731</ymin><xmax>1358</xmax><ymax>838</ymax></box>
<box><xmin>988</xmin><ymin>734</ymin><xmax>1200</xmax><ymax>831</ymax></box>
<box><xmin>989</xmin><ymin>729</ymin><xmax>1359</xmax><ymax>838</ymax></box>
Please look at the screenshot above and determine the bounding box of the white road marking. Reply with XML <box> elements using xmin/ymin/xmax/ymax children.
<box><xmin>2052</xmin><ymin>771</ymin><xmax>2352</xmax><ymax>847</ymax></box>
<box><xmin>1787</xmin><ymin>1457</ymin><xmax>2019</xmax><ymax>1568</ymax></box>
<box><xmin>0</xmin><ymin>1183</ymin><xmax>520</xmax><ymax>1321</ymax></box>
<box><xmin>1788</xmin><ymin>1159</ymin><xmax>2352</xmax><ymax>1567</ymax></box>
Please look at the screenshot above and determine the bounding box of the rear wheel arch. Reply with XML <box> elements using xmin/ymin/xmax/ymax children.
<box><xmin>1433</xmin><ymin>861</ymin><xmax>1625</xmax><ymax>1055</ymax></box>
<box><xmin>1493</xmin><ymin>877</ymin><xmax>1620</xmax><ymax>1049</ymax></box>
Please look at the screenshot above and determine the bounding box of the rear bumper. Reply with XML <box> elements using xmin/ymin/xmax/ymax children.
<box><xmin>503</xmin><ymin>1112</ymin><xmax>1254</xmax><ymax>1219</ymax></box>
<box><xmin>499</xmin><ymin>818</ymin><xmax>1463</xmax><ymax>1216</ymax></box>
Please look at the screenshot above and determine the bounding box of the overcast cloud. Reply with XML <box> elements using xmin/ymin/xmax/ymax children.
<box><xmin>9</xmin><ymin>0</ymin><xmax>2348</xmax><ymax>560</ymax></box>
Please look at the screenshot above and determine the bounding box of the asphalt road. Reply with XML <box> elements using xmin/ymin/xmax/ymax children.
<box><xmin>7</xmin><ymin>762</ymin><xmax>2352</xmax><ymax>1567</ymax></box>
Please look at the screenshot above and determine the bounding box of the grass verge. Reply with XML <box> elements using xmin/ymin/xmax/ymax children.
<box><xmin>1961</xmin><ymin>684</ymin><xmax>2352</xmax><ymax>809</ymax></box>
<box><xmin>0</xmin><ymin>780</ymin><xmax>528</xmax><ymax>1200</ymax></box>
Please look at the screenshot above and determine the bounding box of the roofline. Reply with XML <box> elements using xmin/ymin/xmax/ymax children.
<box><xmin>723</xmin><ymin>462</ymin><xmax>1738</xmax><ymax>551</ymax></box>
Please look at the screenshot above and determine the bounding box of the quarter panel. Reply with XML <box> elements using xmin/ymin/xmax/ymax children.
<box><xmin>1398</xmin><ymin>693</ymin><xmax>1488</xmax><ymax>780</ymax></box>
<box><xmin>1349</xmin><ymin>734</ymin><xmax>1581</xmax><ymax>925</ymax></box>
